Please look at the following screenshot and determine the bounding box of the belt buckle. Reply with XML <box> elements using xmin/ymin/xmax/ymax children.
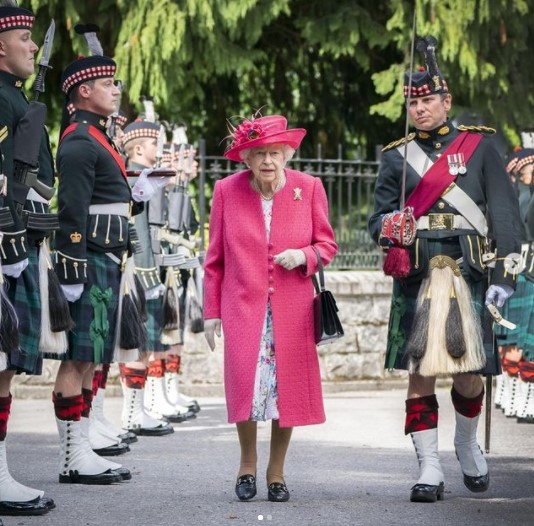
<box><xmin>428</xmin><ymin>213</ymin><xmax>454</xmax><ymax>230</ymax></box>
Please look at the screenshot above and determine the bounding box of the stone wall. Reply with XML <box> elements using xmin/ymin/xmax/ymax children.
<box><xmin>13</xmin><ymin>271</ymin><xmax>400</xmax><ymax>397</ymax></box>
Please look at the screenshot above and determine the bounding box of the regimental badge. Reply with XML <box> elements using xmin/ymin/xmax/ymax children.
<box><xmin>447</xmin><ymin>153</ymin><xmax>467</xmax><ymax>176</ymax></box>
<box><xmin>70</xmin><ymin>232</ymin><xmax>82</xmax><ymax>243</ymax></box>
<box><xmin>293</xmin><ymin>187</ymin><xmax>302</xmax><ymax>201</ymax></box>
<box><xmin>14</xmin><ymin>80</ymin><xmax>22</xmax><ymax>88</ymax></box>
<box><xmin>432</xmin><ymin>75</ymin><xmax>441</xmax><ymax>90</ymax></box>
<box><xmin>99</xmin><ymin>118</ymin><xmax>107</xmax><ymax>127</ymax></box>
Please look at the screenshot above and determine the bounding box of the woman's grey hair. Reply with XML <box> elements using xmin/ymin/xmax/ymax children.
<box><xmin>240</xmin><ymin>145</ymin><xmax>296</xmax><ymax>164</ymax></box>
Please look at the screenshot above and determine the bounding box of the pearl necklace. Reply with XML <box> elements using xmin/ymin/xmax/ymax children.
<box><xmin>252</xmin><ymin>174</ymin><xmax>286</xmax><ymax>201</ymax></box>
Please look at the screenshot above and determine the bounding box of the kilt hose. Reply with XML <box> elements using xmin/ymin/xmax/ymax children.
<box><xmin>384</xmin><ymin>238</ymin><xmax>499</xmax><ymax>376</ymax></box>
<box><xmin>6</xmin><ymin>247</ymin><xmax>43</xmax><ymax>375</ymax></box>
<box><xmin>48</xmin><ymin>252</ymin><xmax>121</xmax><ymax>364</ymax></box>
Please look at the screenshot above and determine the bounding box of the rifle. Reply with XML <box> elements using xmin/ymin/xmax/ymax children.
<box><xmin>12</xmin><ymin>20</ymin><xmax>56</xmax><ymax>204</ymax></box>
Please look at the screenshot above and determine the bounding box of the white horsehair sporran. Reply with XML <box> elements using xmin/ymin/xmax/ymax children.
<box><xmin>407</xmin><ymin>254</ymin><xmax>486</xmax><ymax>376</ymax></box>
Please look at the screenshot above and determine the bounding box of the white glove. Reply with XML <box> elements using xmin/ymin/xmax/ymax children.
<box><xmin>61</xmin><ymin>283</ymin><xmax>84</xmax><ymax>302</ymax></box>
<box><xmin>274</xmin><ymin>249</ymin><xmax>306</xmax><ymax>270</ymax></box>
<box><xmin>131</xmin><ymin>168</ymin><xmax>174</xmax><ymax>202</ymax></box>
<box><xmin>2</xmin><ymin>259</ymin><xmax>29</xmax><ymax>278</ymax></box>
<box><xmin>485</xmin><ymin>284</ymin><xmax>514</xmax><ymax>308</ymax></box>
<box><xmin>204</xmin><ymin>318</ymin><xmax>221</xmax><ymax>351</ymax></box>
<box><xmin>145</xmin><ymin>283</ymin><xmax>165</xmax><ymax>300</ymax></box>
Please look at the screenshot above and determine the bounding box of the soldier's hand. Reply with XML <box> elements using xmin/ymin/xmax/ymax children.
<box><xmin>2</xmin><ymin>259</ymin><xmax>29</xmax><ymax>278</ymax></box>
<box><xmin>274</xmin><ymin>249</ymin><xmax>306</xmax><ymax>270</ymax></box>
<box><xmin>485</xmin><ymin>284</ymin><xmax>514</xmax><ymax>308</ymax></box>
<box><xmin>131</xmin><ymin>168</ymin><xmax>174</xmax><ymax>202</ymax></box>
<box><xmin>145</xmin><ymin>284</ymin><xmax>165</xmax><ymax>300</ymax></box>
<box><xmin>61</xmin><ymin>284</ymin><xmax>84</xmax><ymax>302</ymax></box>
<box><xmin>204</xmin><ymin>318</ymin><xmax>221</xmax><ymax>351</ymax></box>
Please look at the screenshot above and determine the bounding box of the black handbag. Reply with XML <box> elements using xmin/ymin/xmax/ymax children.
<box><xmin>312</xmin><ymin>248</ymin><xmax>344</xmax><ymax>345</ymax></box>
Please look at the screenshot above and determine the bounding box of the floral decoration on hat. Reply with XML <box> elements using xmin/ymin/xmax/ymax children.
<box><xmin>223</xmin><ymin>110</ymin><xmax>306</xmax><ymax>162</ymax></box>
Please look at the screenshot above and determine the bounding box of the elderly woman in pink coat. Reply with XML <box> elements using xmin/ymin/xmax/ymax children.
<box><xmin>203</xmin><ymin>113</ymin><xmax>337</xmax><ymax>503</ymax></box>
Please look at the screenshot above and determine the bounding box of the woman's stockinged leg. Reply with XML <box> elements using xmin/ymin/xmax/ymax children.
<box><xmin>267</xmin><ymin>420</ymin><xmax>293</xmax><ymax>484</ymax></box>
<box><xmin>236</xmin><ymin>421</ymin><xmax>258</xmax><ymax>477</ymax></box>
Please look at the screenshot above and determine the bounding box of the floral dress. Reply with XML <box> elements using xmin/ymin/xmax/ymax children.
<box><xmin>250</xmin><ymin>199</ymin><xmax>280</xmax><ymax>421</ymax></box>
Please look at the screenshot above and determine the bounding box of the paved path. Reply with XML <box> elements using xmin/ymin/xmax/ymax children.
<box><xmin>3</xmin><ymin>386</ymin><xmax>533</xmax><ymax>525</ymax></box>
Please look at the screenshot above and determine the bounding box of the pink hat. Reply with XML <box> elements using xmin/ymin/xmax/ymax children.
<box><xmin>224</xmin><ymin>115</ymin><xmax>306</xmax><ymax>162</ymax></box>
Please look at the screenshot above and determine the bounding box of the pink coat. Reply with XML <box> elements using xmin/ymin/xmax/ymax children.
<box><xmin>204</xmin><ymin>168</ymin><xmax>338</xmax><ymax>427</ymax></box>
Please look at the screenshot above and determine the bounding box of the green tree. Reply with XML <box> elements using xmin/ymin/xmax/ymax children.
<box><xmin>23</xmin><ymin>0</ymin><xmax>534</xmax><ymax>157</ymax></box>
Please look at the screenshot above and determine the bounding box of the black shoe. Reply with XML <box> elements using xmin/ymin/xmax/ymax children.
<box><xmin>118</xmin><ymin>431</ymin><xmax>139</xmax><ymax>443</ymax></box>
<box><xmin>40</xmin><ymin>496</ymin><xmax>56</xmax><ymax>510</ymax></box>
<box><xmin>113</xmin><ymin>467</ymin><xmax>132</xmax><ymax>481</ymax></box>
<box><xmin>188</xmin><ymin>401</ymin><xmax>201</xmax><ymax>413</ymax></box>
<box><xmin>267</xmin><ymin>482</ymin><xmax>290</xmax><ymax>502</ymax></box>
<box><xmin>184</xmin><ymin>410</ymin><xmax>197</xmax><ymax>420</ymax></box>
<box><xmin>59</xmin><ymin>469</ymin><xmax>123</xmax><ymax>485</ymax></box>
<box><xmin>129</xmin><ymin>424</ymin><xmax>174</xmax><ymax>436</ymax></box>
<box><xmin>463</xmin><ymin>472</ymin><xmax>489</xmax><ymax>493</ymax></box>
<box><xmin>93</xmin><ymin>442</ymin><xmax>130</xmax><ymax>456</ymax></box>
<box><xmin>163</xmin><ymin>412</ymin><xmax>188</xmax><ymax>424</ymax></box>
<box><xmin>410</xmin><ymin>482</ymin><xmax>444</xmax><ymax>503</ymax></box>
<box><xmin>517</xmin><ymin>416</ymin><xmax>534</xmax><ymax>424</ymax></box>
<box><xmin>235</xmin><ymin>474</ymin><xmax>256</xmax><ymax>501</ymax></box>
<box><xmin>0</xmin><ymin>496</ymin><xmax>49</xmax><ymax>516</ymax></box>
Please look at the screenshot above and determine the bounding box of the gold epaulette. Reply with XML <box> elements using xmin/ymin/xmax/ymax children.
<box><xmin>457</xmin><ymin>124</ymin><xmax>496</xmax><ymax>135</ymax></box>
<box><xmin>382</xmin><ymin>132</ymin><xmax>416</xmax><ymax>152</ymax></box>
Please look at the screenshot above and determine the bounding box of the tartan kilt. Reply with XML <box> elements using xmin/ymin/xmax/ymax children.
<box><xmin>145</xmin><ymin>298</ymin><xmax>169</xmax><ymax>353</ymax></box>
<box><xmin>6</xmin><ymin>248</ymin><xmax>43</xmax><ymax>375</ymax></box>
<box><xmin>384</xmin><ymin>238</ymin><xmax>499</xmax><ymax>375</ymax></box>
<box><xmin>495</xmin><ymin>275</ymin><xmax>534</xmax><ymax>350</ymax></box>
<box><xmin>48</xmin><ymin>252</ymin><xmax>121</xmax><ymax>364</ymax></box>
<box><xmin>520</xmin><ymin>275</ymin><xmax>534</xmax><ymax>361</ymax></box>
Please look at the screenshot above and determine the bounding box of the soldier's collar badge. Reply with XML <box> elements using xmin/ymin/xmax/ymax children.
<box><xmin>14</xmin><ymin>80</ymin><xmax>22</xmax><ymax>88</ymax></box>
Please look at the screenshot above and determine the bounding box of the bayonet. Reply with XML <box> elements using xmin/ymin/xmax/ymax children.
<box><xmin>155</xmin><ymin>125</ymin><xmax>166</xmax><ymax>167</ymax></box>
<box><xmin>108</xmin><ymin>80</ymin><xmax>123</xmax><ymax>140</ymax></box>
<box><xmin>33</xmin><ymin>20</ymin><xmax>55</xmax><ymax>100</ymax></box>
<box><xmin>141</xmin><ymin>97</ymin><xmax>156</xmax><ymax>123</ymax></box>
<box><xmin>177</xmin><ymin>143</ymin><xmax>185</xmax><ymax>172</ymax></box>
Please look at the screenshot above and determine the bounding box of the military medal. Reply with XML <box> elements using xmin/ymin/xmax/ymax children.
<box><xmin>457</xmin><ymin>152</ymin><xmax>467</xmax><ymax>174</ymax></box>
<box><xmin>447</xmin><ymin>154</ymin><xmax>458</xmax><ymax>176</ymax></box>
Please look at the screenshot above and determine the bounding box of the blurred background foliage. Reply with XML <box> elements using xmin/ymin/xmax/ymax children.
<box><xmin>24</xmin><ymin>0</ymin><xmax>534</xmax><ymax>158</ymax></box>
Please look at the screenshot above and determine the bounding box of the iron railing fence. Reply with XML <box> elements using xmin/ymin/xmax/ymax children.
<box><xmin>197</xmin><ymin>140</ymin><xmax>383</xmax><ymax>270</ymax></box>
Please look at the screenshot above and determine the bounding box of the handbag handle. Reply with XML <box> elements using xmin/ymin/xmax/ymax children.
<box><xmin>311</xmin><ymin>246</ymin><xmax>325</xmax><ymax>294</ymax></box>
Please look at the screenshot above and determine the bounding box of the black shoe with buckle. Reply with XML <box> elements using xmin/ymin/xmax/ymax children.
<box><xmin>235</xmin><ymin>474</ymin><xmax>256</xmax><ymax>501</ymax></box>
<box><xmin>267</xmin><ymin>482</ymin><xmax>290</xmax><ymax>502</ymax></box>
<box><xmin>410</xmin><ymin>482</ymin><xmax>444</xmax><ymax>503</ymax></box>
